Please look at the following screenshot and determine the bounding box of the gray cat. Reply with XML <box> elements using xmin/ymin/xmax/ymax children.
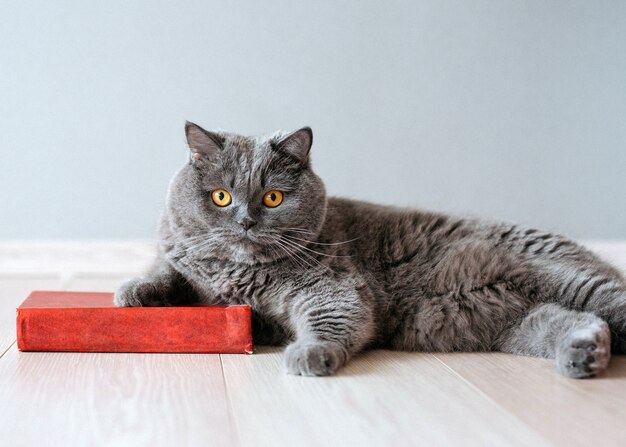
<box><xmin>115</xmin><ymin>122</ymin><xmax>626</xmax><ymax>378</ymax></box>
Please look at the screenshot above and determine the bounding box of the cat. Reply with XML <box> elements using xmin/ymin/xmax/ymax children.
<box><xmin>115</xmin><ymin>121</ymin><xmax>626</xmax><ymax>378</ymax></box>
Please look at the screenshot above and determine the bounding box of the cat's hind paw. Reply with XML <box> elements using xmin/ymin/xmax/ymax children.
<box><xmin>556</xmin><ymin>321</ymin><xmax>611</xmax><ymax>379</ymax></box>
<box><xmin>284</xmin><ymin>341</ymin><xmax>346</xmax><ymax>376</ymax></box>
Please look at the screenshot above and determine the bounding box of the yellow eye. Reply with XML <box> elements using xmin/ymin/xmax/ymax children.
<box><xmin>211</xmin><ymin>189</ymin><xmax>232</xmax><ymax>207</ymax></box>
<box><xmin>263</xmin><ymin>190</ymin><xmax>283</xmax><ymax>208</ymax></box>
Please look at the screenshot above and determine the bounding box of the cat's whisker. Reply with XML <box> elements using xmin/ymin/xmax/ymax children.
<box><xmin>288</xmin><ymin>247</ymin><xmax>327</xmax><ymax>272</ymax></box>
<box><xmin>277</xmin><ymin>240</ymin><xmax>320</xmax><ymax>270</ymax></box>
<box><xmin>276</xmin><ymin>227</ymin><xmax>317</xmax><ymax>235</ymax></box>
<box><xmin>282</xmin><ymin>235</ymin><xmax>360</xmax><ymax>246</ymax></box>
<box><xmin>182</xmin><ymin>231</ymin><xmax>237</xmax><ymax>253</ymax></box>
<box><xmin>185</xmin><ymin>238</ymin><xmax>226</xmax><ymax>254</ymax></box>
<box><xmin>181</xmin><ymin>234</ymin><xmax>224</xmax><ymax>250</ymax></box>
<box><xmin>280</xmin><ymin>235</ymin><xmax>353</xmax><ymax>258</ymax></box>
<box><xmin>269</xmin><ymin>235</ymin><xmax>324</xmax><ymax>271</ymax></box>
<box><xmin>283</xmin><ymin>248</ymin><xmax>314</xmax><ymax>271</ymax></box>
<box><xmin>179</xmin><ymin>237</ymin><xmax>208</xmax><ymax>248</ymax></box>
<box><xmin>184</xmin><ymin>238</ymin><xmax>216</xmax><ymax>251</ymax></box>
<box><xmin>271</xmin><ymin>238</ymin><xmax>316</xmax><ymax>271</ymax></box>
<box><xmin>185</xmin><ymin>238</ymin><xmax>209</xmax><ymax>248</ymax></box>
<box><xmin>264</xmin><ymin>243</ymin><xmax>285</xmax><ymax>265</ymax></box>
<box><xmin>267</xmin><ymin>244</ymin><xmax>285</xmax><ymax>263</ymax></box>
<box><xmin>278</xmin><ymin>237</ymin><xmax>334</xmax><ymax>271</ymax></box>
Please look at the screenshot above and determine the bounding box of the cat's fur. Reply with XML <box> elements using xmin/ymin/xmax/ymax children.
<box><xmin>116</xmin><ymin>122</ymin><xmax>626</xmax><ymax>378</ymax></box>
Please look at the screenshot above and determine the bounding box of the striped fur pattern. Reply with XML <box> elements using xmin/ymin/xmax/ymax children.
<box><xmin>115</xmin><ymin>123</ymin><xmax>626</xmax><ymax>378</ymax></box>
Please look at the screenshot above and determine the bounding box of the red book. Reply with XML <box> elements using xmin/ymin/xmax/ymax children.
<box><xmin>16</xmin><ymin>291</ymin><xmax>253</xmax><ymax>354</ymax></box>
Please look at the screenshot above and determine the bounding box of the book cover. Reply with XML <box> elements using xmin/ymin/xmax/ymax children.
<box><xmin>16</xmin><ymin>291</ymin><xmax>253</xmax><ymax>354</ymax></box>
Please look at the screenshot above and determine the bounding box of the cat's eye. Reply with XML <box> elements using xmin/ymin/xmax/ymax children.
<box><xmin>211</xmin><ymin>189</ymin><xmax>232</xmax><ymax>207</ymax></box>
<box><xmin>263</xmin><ymin>190</ymin><xmax>283</xmax><ymax>208</ymax></box>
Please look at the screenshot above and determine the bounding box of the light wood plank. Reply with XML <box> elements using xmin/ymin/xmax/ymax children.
<box><xmin>0</xmin><ymin>278</ymin><xmax>62</xmax><ymax>357</ymax></box>
<box><xmin>0</xmin><ymin>345</ymin><xmax>233</xmax><ymax>447</ymax></box>
<box><xmin>435</xmin><ymin>352</ymin><xmax>626</xmax><ymax>447</ymax></box>
<box><xmin>221</xmin><ymin>347</ymin><xmax>549</xmax><ymax>447</ymax></box>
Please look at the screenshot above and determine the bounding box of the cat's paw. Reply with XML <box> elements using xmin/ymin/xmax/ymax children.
<box><xmin>284</xmin><ymin>341</ymin><xmax>347</xmax><ymax>376</ymax></box>
<box><xmin>556</xmin><ymin>321</ymin><xmax>611</xmax><ymax>379</ymax></box>
<box><xmin>114</xmin><ymin>278</ymin><xmax>172</xmax><ymax>307</ymax></box>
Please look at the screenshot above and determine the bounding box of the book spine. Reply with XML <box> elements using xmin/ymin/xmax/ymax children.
<box><xmin>16</xmin><ymin>309</ymin><xmax>29</xmax><ymax>351</ymax></box>
<box><xmin>16</xmin><ymin>307</ymin><xmax>253</xmax><ymax>354</ymax></box>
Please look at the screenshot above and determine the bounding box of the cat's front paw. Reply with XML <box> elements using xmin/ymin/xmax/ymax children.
<box><xmin>284</xmin><ymin>341</ymin><xmax>346</xmax><ymax>376</ymax></box>
<box><xmin>114</xmin><ymin>278</ymin><xmax>172</xmax><ymax>307</ymax></box>
<box><xmin>556</xmin><ymin>321</ymin><xmax>611</xmax><ymax>379</ymax></box>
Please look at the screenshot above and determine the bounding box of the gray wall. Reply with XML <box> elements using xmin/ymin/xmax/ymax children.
<box><xmin>1</xmin><ymin>0</ymin><xmax>625</xmax><ymax>240</ymax></box>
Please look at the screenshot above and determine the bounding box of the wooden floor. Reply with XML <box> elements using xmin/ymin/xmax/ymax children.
<box><xmin>0</xmin><ymin>241</ymin><xmax>625</xmax><ymax>447</ymax></box>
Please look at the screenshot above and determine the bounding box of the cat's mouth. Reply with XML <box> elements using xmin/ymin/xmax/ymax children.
<box><xmin>235</xmin><ymin>231</ymin><xmax>277</xmax><ymax>254</ymax></box>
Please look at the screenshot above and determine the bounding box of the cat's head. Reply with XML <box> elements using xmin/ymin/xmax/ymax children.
<box><xmin>164</xmin><ymin>121</ymin><xmax>327</xmax><ymax>264</ymax></box>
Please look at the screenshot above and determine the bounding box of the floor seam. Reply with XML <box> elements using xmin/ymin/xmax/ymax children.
<box><xmin>0</xmin><ymin>340</ymin><xmax>16</xmax><ymax>360</ymax></box>
<box><xmin>432</xmin><ymin>353</ymin><xmax>554</xmax><ymax>446</ymax></box>
<box><xmin>219</xmin><ymin>354</ymin><xmax>240</xmax><ymax>447</ymax></box>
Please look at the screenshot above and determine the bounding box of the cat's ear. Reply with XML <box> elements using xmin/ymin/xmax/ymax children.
<box><xmin>275</xmin><ymin>127</ymin><xmax>313</xmax><ymax>164</ymax></box>
<box><xmin>185</xmin><ymin>121</ymin><xmax>223</xmax><ymax>162</ymax></box>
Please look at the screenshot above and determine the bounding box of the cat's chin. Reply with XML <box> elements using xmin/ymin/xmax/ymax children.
<box><xmin>228</xmin><ymin>244</ymin><xmax>279</xmax><ymax>265</ymax></box>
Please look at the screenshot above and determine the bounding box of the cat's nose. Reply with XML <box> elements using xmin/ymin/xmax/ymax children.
<box><xmin>239</xmin><ymin>217</ymin><xmax>257</xmax><ymax>231</ymax></box>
